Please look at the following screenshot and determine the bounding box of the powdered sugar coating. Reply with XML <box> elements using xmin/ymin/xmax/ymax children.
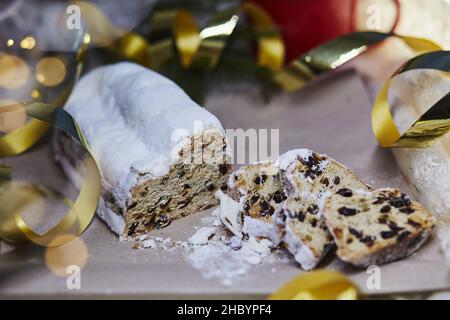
<box><xmin>63</xmin><ymin>62</ymin><xmax>224</xmax><ymax>224</ymax></box>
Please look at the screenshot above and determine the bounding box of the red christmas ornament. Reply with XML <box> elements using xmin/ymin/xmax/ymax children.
<box><xmin>249</xmin><ymin>0</ymin><xmax>399</xmax><ymax>64</ymax></box>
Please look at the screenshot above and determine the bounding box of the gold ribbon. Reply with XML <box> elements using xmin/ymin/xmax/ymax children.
<box><xmin>76</xmin><ymin>1</ymin><xmax>282</xmax><ymax>71</ymax></box>
<box><xmin>0</xmin><ymin>103</ymin><xmax>101</xmax><ymax>247</ymax></box>
<box><xmin>0</xmin><ymin>38</ymin><xmax>89</xmax><ymax>157</ymax></box>
<box><xmin>372</xmin><ymin>50</ymin><xmax>450</xmax><ymax>147</ymax></box>
<box><xmin>93</xmin><ymin>1</ymin><xmax>449</xmax><ymax>148</ymax></box>
<box><xmin>0</xmin><ymin>20</ymin><xmax>99</xmax><ymax>246</ymax></box>
<box><xmin>269</xmin><ymin>270</ymin><xmax>358</xmax><ymax>300</ymax></box>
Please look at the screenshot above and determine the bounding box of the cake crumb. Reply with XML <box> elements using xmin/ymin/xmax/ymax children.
<box><xmin>142</xmin><ymin>239</ymin><xmax>156</xmax><ymax>249</ymax></box>
<box><xmin>189</xmin><ymin>227</ymin><xmax>217</xmax><ymax>245</ymax></box>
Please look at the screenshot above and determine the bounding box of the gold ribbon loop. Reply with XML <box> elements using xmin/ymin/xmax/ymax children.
<box><xmin>0</xmin><ymin>104</ymin><xmax>101</xmax><ymax>247</ymax></box>
<box><xmin>269</xmin><ymin>270</ymin><xmax>358</xmax><ymax>300</ymax></box>
<box><xmin>372</xmin><ymin>51</ymin><xmax>450</xmax><ymax>148</ymax></box>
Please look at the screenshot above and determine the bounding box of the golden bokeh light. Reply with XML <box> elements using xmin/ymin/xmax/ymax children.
<box><xmin>0</xmin><ymin>54</ymin><xmax>30</xmax><ymax>89</ymax></box>
<box><xmin>6</xmin><ymin>39</ymin><xmax>14</xmax><ymax>47</ymax></box>
<box><xmin>20</xmin><ymin>36</ymin><xmax>36</xmax><ymax>50</ymax></box>
<box><xmin>35</xmin><ymin>57</ymin><xmax>67</xmax><ymax>87</ymax></box>
<box><xmin>0</xmin><ymin>100</ymin><xmax>27</xmax><ymax>133</ymax></box>
<box><xmin>30</xmin><ymin>89</ymin><xmax>40</xmax><ymax>99</ymax></box>
<box><xmin>45</xmin><ymin>235</ymin><xmax>89</xmax><ymax>277</ymax></box>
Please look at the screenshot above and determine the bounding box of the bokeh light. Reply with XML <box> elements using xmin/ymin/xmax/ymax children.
<box><xmin>0</xmin><ymin>54</ymin><xmax>30</xmax><ymax>90</ymax></box>
<box><xmin>44</xmin><ymin>235</ymin><xmax>89</xmax><ymax>277</ymax></box>
<box><xmin>35</xmin><ymin>57</ymin><xmax>67</xmax><ymax>87</ymax></box>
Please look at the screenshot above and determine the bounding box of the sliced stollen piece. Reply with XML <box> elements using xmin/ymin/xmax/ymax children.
<box><xmin>277</xmin><ymin>149</ymin><xmax>370</xmax><ymax>270</ymax></box>
<box><xmin>216</xmin><ymin>161</ymin><xmax>286</xmax><ymax>244</ymax></box>
<box><xmin>54</xmin><ymin>62</ymin><xmax>232</xmax><ymax>237</ymax></box>
<box><xmin>323</xmin><ymin>188</ymin><xmax>436</xmax><ymax>267</ymax></box>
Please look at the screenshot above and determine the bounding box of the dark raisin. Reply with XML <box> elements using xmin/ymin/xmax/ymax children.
<box><xmin>349</xmin><ymin>227</ymin><xmax>363</xmax><ymax>239</ymax></box>
<box><xmin>380</xmin><ymin>230</ymin><xmax>396</xmax><ymax>239</ymax></box>
<box><xmin>321</xmin><ymin>177</ymin><xmax>330</xmax><ymax>186</ymax></box>
<box><xmin>378</xmin><ymin>215</ymin><xmax>388</xmax><ymax>224</ymax></box>
<box><xmin>407</xmin><ymin>219</ymin><xmax>422</xmax><ymax>229</ymax></box>
<box><xmin>272</xmin><ymin>190</ymin><xmax>285</xmax><ymax>204</ymax></box>
<box><xmin>254</xmin><ymin>176</ymin><xmax>262</xmax><ymax>185</ymax></box>
<box><xmin>298</xmin><ymin>154</ymin><xmax>325</xmax><ymax>179</ymax></box>
<box><xmin>261</xmin><ymin>174</ymin><xmax>268</xmax><ymax>183</ymax></box>
<box><xmin>388</xmin><ymin>193</ymin><xmax>411</xmax><ymax>208</ymax></box>
<box><xmin>260</xmin><ymin>200</ymin><xmax>270</xmax><ymax>211</ymax></box>
<box><xmin>372</xmin><ymin>197</ymin><xmax>386</xmax><ymax>205</ymax></box>
<box><xmin>205</xmin><ymin>181</ymin><xmax>216</xmax><ymax>192</ymax></box>
<box><xmin>127</xmin><ymin>222</ymin><xmax>138</xmax><ymax>235</ymax></box>
<box><xmin>333</xmin><ymin>176</ymin><xmax>341</xmax><ymax>185</ymax></box>
<box><xmin>360</xmin><ymin>235</ymin><xmax>376</xmax><ymax>247</ymax></box>
<box><xmin>380</xmin><ymin>205</ymin><xmax>391</xmax><ymax>213</ymax></box>
<box><xmin>387</xmin><ymin>221</ymin><xmax>403</xmax><ymax>234</ymax></box>
<box><xmin>268</xmin><ymin>206</ymin><xmax>275</xmax><ymax>216</ymax></box>
<box><xmin>250</xmin><ymin>194</ymin><xmax>260</xmax><ymax>204</ymax></box>
<box><xmin>155</xmin><ymin>215</ymin><xmax>171</xmax><ymax>229</ymax></box>
<box><xmin>338</xmin><ymin>207</ymin><xmax>359</xmax><ymax>216</ymax></box>
<box><xmin>307</xmin><ymin>204</ymin><xmax>319</xmax><ymax>215</ymax></box>
<box><xmin>128</xmin><ymin>202</ymin><xmax>137</xmax><ymax>210</ymax></box>
<box><xmin>295</xmin><ymin>211</ymin><xmax>305</xmax><ymax>222</ymax></box>
<box><xmin>399</xmin><ymin>207</ymin><xmax>415</xmax><ymax>214</ymax></box>
<box><xmin>336</xmin><ymin>188</ymin><xmax>353</xmax><ymax>197</ymax></box>
<box><xmin>218</xmin><ymin>164</ymin><xmax>229</xmax><ymax>175</ymax></box>
<box><xmin>346</xmin><ymin>238</ymin><xmax>353</xmax><ymax>244</ymax></box>
<box><xmin>397</xmin><ymin>231</ymin><xmax>411</xmax><ymax>242</ymax></box>
<box><xmin>220</xmin><ymin>184</ymin><xmax>228</xmax><ymax>192</ymax></box>
<box><xmin>310</xmin><ymin>218</ymin><xmax>318</xmax><ymax>228</ymax></box>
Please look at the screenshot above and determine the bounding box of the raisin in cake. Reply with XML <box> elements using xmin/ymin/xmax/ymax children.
<box><xmin>54</xmin><ymin>62</ymin><xmax>232</xmax><ymax>237</ymax></box>
<box><xmin>216</xmin><ymin>162</ymin><xmax>286</xmax><ymax>244</ymax></box>
<box><xmin>323</xmin><ymin>188</ymin><xmax>436</xmax><ymax>267</ymax></box>
<box><xmin>277</xmin><ymin>149</ymin><xmax>370</xmax><ymax>270</ymax></box>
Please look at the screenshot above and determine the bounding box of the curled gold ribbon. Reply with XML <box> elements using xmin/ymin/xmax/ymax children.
<box><xmin>372</xmin><ymin>51</ymin><xmax>450</xmax><ymax>147</ymax></box>
<box><xmin>0</xmin><ymin>41</ymin><xmax>89</xmax><ymax>157</ymax></box>
<box><xmin>268</xmin><ymin>270</ymin><xmax>358</xmax><ymax>300</ymax></box>
<box><xmin>95</xmin><ymin>1</ymin><xmax>449</xmax><ymax>147</ymax></box>
<box><xmin>0</xmin><ymin>103</ymin><xmax>101</xmax><ymax>247</ymax></box>
<box><xmin>0</xmin><ymin>14</ymin><xmax>97</xmax><ymax>247</ymax></box>
<box><xmin>80</xmin><ymin>1</ymin><xmax>282</xmax><ymax>71</ymax></box>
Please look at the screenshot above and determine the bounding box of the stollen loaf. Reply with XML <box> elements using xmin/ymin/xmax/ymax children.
<box><xmin>54</xmin><ymin>62</ymin><xmax>232</xmax><ymax>237</ymax></box>
<box><xmin>389</xmin><ymin>70</ymin><xmax>450</xmax><ymax>264</ymax></box>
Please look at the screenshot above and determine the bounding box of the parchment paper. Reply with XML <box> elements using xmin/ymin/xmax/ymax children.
<box><xmin>1</xmin><ymin>70</ymin><xmax>449</xmax><ymax>299</ymax></box>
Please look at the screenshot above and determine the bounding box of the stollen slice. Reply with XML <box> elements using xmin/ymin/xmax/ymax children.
<box><xmin>323</xmin><ymin>188</ymin><xmax>436</xmax><ymax>267</ymax></box>
<box><xmin>277</xmin><ymin>149</ymin><xmax>370</xmax><ymax>270</ymax></box>
<box><xmin>217</xmin><ymin>161</ymin><xmax>286</xmax><ymax>244</ymax></box>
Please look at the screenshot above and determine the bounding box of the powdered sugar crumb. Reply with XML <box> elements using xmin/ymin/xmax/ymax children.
<box><xmin>189</xmin><ymin>227</ymin><xmax>217</xmax><ymax>245</ymax></box>
<box><xmin>130</xmin><ymin>212</ymin><xmax>288</xmax><ymax>285</ymax></box>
